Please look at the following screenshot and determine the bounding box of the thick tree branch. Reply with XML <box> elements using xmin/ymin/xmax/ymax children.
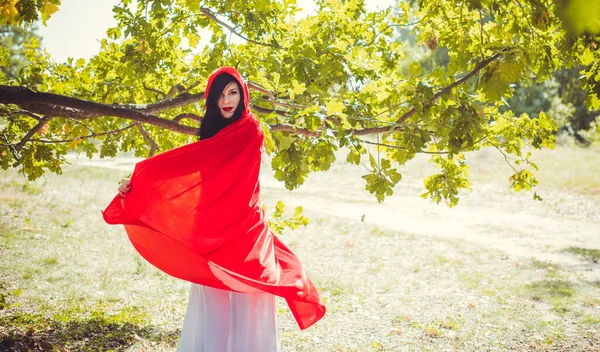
<box><xmin>0</xmin><ymin>52</ymin><xmax>505</xmax><ymax>141</ymax></box>
<box><xmin>0</xmin><ymin>86</ymin><xmax>198</xmax><ymax>135</ymax></box>
<box><xmin>134</xmin><ymin>122</ymin><xmax>158</xmax><ymax>157</ymax></box>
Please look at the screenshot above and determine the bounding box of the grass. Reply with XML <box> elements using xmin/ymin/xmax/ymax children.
<box><xmin>564</xmin><ymin>247</ymin><xmax>600</xmax><ymax>262</ymax></box>
<box><xmin>525</xmin><ymin>280</ymin><xmax>575</xmax><ymax>300</ymax></box>
<box><xmin>1</xmin><ymin>146</ymin><xmax>600</xmax><ymax>351</ymax></box>
<box><xmin>464</xmin><ymin>146</ymin><xmax>600</xmax><ymax>198</ymax></box>
<box><xmin>0</xmin><ymin>306</ymin><xmax>177</xmax><ymax>351</ymax></box>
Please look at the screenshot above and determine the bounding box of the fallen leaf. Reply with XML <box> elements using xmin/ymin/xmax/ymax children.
<box><xmin>388</xmin><ymin>327</ymin><xmax>402</xmax><ymax>335</ymax></box>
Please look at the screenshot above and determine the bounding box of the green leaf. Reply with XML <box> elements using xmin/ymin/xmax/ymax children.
<box><xmin>409</xmin><ymin>62</ymin><xmax>422</xmax><ymax>77</ymax></box>
<box><xmin>40</xmin><ymin>0</ymin><xmax>60</xmax><ymax>25</ymax></box>
<box><xmin>580</xmin><ymin>48</ymin><xmax>595</xmax><ymax>66</ymax></box>
<box><xmin>325</xmin><ymin>100</ymin><xmax>347</xmax><ymax>118</ymax></box>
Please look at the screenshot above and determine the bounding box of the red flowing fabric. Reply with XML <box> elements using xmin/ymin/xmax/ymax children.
<box><xmin>102</xmin><ymin>67</ymin><xmax>325</xmax><ymax>330</ymax></box>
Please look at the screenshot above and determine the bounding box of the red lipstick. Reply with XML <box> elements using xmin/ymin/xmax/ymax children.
<box><xmin>222</xmin><ymin>107</ymin><xmax>233</xmax><ymax>112</ymax></box>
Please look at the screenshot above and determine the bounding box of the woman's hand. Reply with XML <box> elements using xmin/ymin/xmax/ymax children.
<box><xmin>118</xmin><ymin>179</ymin><xmax>131</xmax><ymax>198</ymax></box>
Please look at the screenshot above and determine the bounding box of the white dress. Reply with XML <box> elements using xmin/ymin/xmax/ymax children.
<box><xmin>177</xmin><ymin>284</ymin><xmax>281</xmax><ymax>352</ymax></box>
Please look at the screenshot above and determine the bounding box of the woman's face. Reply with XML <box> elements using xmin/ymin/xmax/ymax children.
<box><xmin>217</xmin><ymin>81</ymin><xmax>241</xmax><ymax>119</ymax></box>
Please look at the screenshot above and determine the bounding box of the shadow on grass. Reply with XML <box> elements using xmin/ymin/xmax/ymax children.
<box><xmin>0</xmin><ymin>308</ymin><xmax>178</xmax><ymax>352</ymax></box>
<box><xmin>563</xmin><ymin>247</ymin><xmax>600</xmax><ymax>263</ymax></box>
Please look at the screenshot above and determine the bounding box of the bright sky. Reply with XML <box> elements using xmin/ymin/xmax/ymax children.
<box><xmin>37</xmin><ymin>0</ymin><xmax>396</xmax><ymax>62</ymax></box>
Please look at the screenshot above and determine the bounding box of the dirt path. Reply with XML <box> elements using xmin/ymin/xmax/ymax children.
<box><xmin>261</xmin><ymin>175</ymin><xmax>600</xmax><ymax>273</ymax></box>
<box><xmin>70</xmin><ymin>152</ymin><xmax>600</xmax><ymax>278</ymax></box>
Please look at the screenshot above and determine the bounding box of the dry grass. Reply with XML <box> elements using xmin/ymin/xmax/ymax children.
<box><xmin>1</xmin><ymin>145</ymin><xmax>599</xmax><ymax>351</ymax></box>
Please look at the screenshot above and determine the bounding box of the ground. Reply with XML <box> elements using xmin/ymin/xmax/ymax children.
<box><xmin>0</xmin><ymin>146</ymin><xmax>599</xmax><ymax>351</ymax></box>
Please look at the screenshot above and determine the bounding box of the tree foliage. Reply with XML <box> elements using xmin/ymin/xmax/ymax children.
<box><xmin>0</xmin><ymin>0</ymin><xmax>599</xmax><ymax>206</ymax></box>
<box><xmin>507</xmin><ymin>67</ymin><xmax>600</xmax><ymax>144</ymax></box>
<box><xmin>0</xmin><ymin>24</ymin><xmax>40</xmax><ymax>80</ymax></box>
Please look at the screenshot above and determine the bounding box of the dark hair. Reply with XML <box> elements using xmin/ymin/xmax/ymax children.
<box><xmin>198</xmin><ymin>73</ymin><xmax>245</xmax><ymax>140</ymax></box>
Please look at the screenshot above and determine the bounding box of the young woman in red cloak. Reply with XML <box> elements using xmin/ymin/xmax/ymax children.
<box><xmin>103</xmin><ymin>66</ymin><xmax>325</xmax><ymax>351</ymax></box>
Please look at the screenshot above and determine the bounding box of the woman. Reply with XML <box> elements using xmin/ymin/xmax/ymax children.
<box><xmin>103</xmin><ymin>66</ymin><xmax>325</xmax><ymax>351</ymax></box>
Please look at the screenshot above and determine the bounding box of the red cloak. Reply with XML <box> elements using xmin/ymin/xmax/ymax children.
<box><xmin>102</xmin><ymin>66</ymin><xmax>325</xmax><ymax>330</ymax></box>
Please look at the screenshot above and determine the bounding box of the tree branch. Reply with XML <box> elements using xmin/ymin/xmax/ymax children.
<box><xmin>0</xmin><ymin>86</ymin><xmax>199</xmax><ymax>135</ymax></box>
<box><xmin>199</xmin><ymin>8</ymin><xmax>280</xmax><ymax>49</ymax></box>
<box><xmin>130</xmin><ymin>92</ymin><xmax>205</xmax><ymax>114</ymax></box>
<box><xmin>9</xmin><ymin>109</ymin><xmax>44</xmax><ymax>121</ymax></box>
<box><xmin>134</xmin><ymin>122</ymin><xmax>158</xmax><ymax>157</ymax></box>
<box><xmin>392</xmin><ymin>51</ymin><xmax>505</xmax><ymax>127</ymax></box>
<box><xmin>360</xmin><ymin>135</ymin><xmax>488</xmax><ymax>155</ymax></box>
<box><xmin>0</xmin><ymin>52</ymin><xmax>506</xmax><ymax>142</ymax></box>
<box><xmin>143</xmin><ymin>82</ymin><xmax>167</xmax><ymax>98</ymax></box>
<box><xmin>248</xmin><ymin>81</ymin><xmax>276</xmax><ymax>105</ymax></box>
<box><xmin>259</xmin><ymin>96</ymin><xmax>307</xmax><ymax>110</ymax></box>
<box><xmin>361</xmin><ymin>19</ymin><xmax>426</xmax><ymax>47</ymax></box>
<box><xmin>173</xmin><ymin>113</ymin><xmax>202</xmax><ymax>122</ymax></box>
<box><xmin>514</xmin><ymin>0</ymin><xmax>538</xmax><ymax>39</ymax></box>
<box><xmin>269</xmin><ymin>124</ymin><xmax>319</xmax><ymax>137</ymax></box>
<box><xmin>28</xmin><ymin>124</ymin><xmax>135</xmax><ymax>144</ymax></box>
<box><xmin>15</xmin><ymin>115</ymin><xmax>52</xmax><ymax>152</ymax></box>
<box><xmin>66</xmin><ymin>117</ymin><xmax>95</xmax><ymax>134</ymax></box>
<box><xmin>1</xmin><ymin>132</ymin><xmax>20</xmax><ymax>160</ymax></box>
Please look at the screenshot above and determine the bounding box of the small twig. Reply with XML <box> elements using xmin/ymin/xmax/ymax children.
<box><xmin>1</xmin><ymin>132</ymin><xmax>20</xmax><ymax>160</ymax></box>
<box><xmin>360</xmin><ymin>135</ymin><xmax>489</xmax><ymax>155</ymax></box>
<box><xmin>259</xmin><ymin>96</ymin><xmax>307</xmax><ymax>110</ymax></box>
<box><xmin>360</xmin><ymin>161</ymin><xmax>372</xmax><ymax>173</ymax></box>
<box><xmin>248</xmin><ymin>81</ymin><xmax>277</xmax><ymax>106</ymax></box>
<box><xmin>486</xmin><ymin>139</ymin><xmax>519</xmax><ymax>173</ymax></box>
<box><xmin>360</xmin><ymin>19</ymin><xmax>426</xmax><ymax>47</ymax></box>
<box><xmin>28</xmin><ymin>124</ymin><xmax>135</xmax><ymax>144</ymax></box>
<box><xmin>181</xmin><ymin>80</ymin><xmax>202</xmax><ymax>94</ymax></box>
<box><xmin>347</xmin><ymin>116</ymin><xmax>400</xmax><ymax>125</ymax></box>
<box><xmin>269</xmin><ymin>124</ymin><xmax>318</xmax><ymax>137</ymax></box>
<box><xmin>478</xmin><ymin>9</ymin><xmax>485</xmax><ymax>59</ymax></box>
<box><xmin>360</xmin><ymin>139</ymin><xmax>459</xmax><ymax>154</ymax></box>
<box><xmin>199</xmin><ymin>8</ymin><xmax>281</xmax><ymax>49</ymax></box>
<box><xmin>143</xmin><ymin>82</ymin><xmax>167</xmax><ymax>98</ymax></box>
<box><xmin>134</xmin><ymin>122</ymin><xmax>158</xmax><ymax>157</ymax></box>
<box><xmin>515</xmin><ymin>0</ymin><xmax>538</xmax><ymax>39</ymax></box>
<box><xmin>9</xmin><ymin>109</ymin><xmax>44</xmax><ymax>121</ymax></box>
<box><xmin>66</xmin><ymin>117</ymin><xmax>95</xmax><ymax>134</ymax></box>
<box><xmin>250</xmin><ymin>104</ymin><xmax>290</xmax><ymax>116</ymax></box>
<box><xmin>460</xmin><ymin>0</ymin><xmax>465</xmax><ymax>37</ymax></box>
<box><xmin>166</xmin><ymin>84</ymin><xmax>187</xmax><ymax>99</ymax></box>
<box><xmin>102</xmin><ymin>83</ymin><xmax>116</xmax><ymax>103</ymax></box>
